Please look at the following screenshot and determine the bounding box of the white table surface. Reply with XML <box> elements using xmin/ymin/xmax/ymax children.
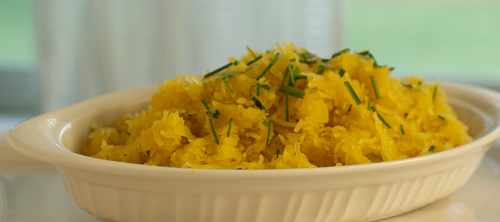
<box><xmin>1</xmin><ymin>131</ymin><xmax>499</xmax><ymax>222</ymax></box>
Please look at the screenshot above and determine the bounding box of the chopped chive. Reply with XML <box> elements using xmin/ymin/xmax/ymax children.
<box><xmin>370</xmin><ymin>106</ymin><xmax>376</xmax><ymax>112</ymax></box>
<box><xmin>306</xmin><ymin>50</ymin><xmax>316</xmax><ymax>57</ymax></box>
<box><xmin>256</xmin><ymin>83</ymin><xmax>261</xmax><ymax>96</ymax></box>
<box><xmin>429</xmin><ymin>145</ymin><xmax>435</xmax><ymax>152</ymax></box>
<box><xmin>223</xmin><ymin>71</ymin><xmax>241</xmax><ymax>77</ymax></box>
<box><xmin>285</xmin><ymin>93</ymin><xmax>289</xmax><ymax>122</ymax></box>
<box><xmin>276</xmin><ymin>149</ymin><xmax>281</xmax><ymax>158</ymax></box>
<box><xmin>233</xmin><ymin>60</ymin><xmax>238</xmax><ymax>66</ymax></box>
<box><xmin>300</xmin><ymin>53</ymin><xmax>308</xmax><ymax>64</ymax></box>
<box><xmin>317</xmin><ymin>65</ymin><xmax>341</xmax><ymax>74</ymax></box>
<box><xmin>246</xmin><ymin>46</ymin><xmax>256</xmax><ymax>58</ymax></box>
<box><xmin>433</xmin><ymin>86</ymin><xmax>438</xmax><ymax>102</ymax></box>
<box><xmin>246</xmin><ymin>55</ymin><xmax>262</xmax><ymax>66</ymax></box>
<box><xmin>389</xmin><ymin>67</ymin><xmax>395</xmax><ymax>71</ymax></box>
<box><xmin>293</xmin><ymin>66</ymin><xmax>300</xmax><ymax>77</ymax></box>
<box><xmin>375</xmin><ymin>111</ymin><xmax>392</xmax><ymax>129</ymax></box>
<box><xmin>227</xmin><ymin>118</ymin><xmax>233</xmax><ymax>137</ymax></box>
<box><xmin>402</xmin><ymin>83</ymin><xmax>412</xmax><ymax>88</ymax></box>
<box><xmin>295</xmin><ymin>76</ymin><xmax>307</xmax><ymax>80</ymax></box>
<box><xmin>358</xmin><ymin>50</ymin><xmax>378</xmax><ymax>66</ymax></box>
<box><xmin>241</xmin><ymin>66</ymin><xmax>254</xmax><ymax>74</ymax></box>
<box><xmin>400</xmin><ymin>125</ymin><xmax>405</xmax><ymax>135</ymax></box>
<box><xmin>339</xmin><ymin>68</ymin><xmax>345</xmax><ymax>77</ymax></box>
<box><xmin>346</xmin><ymin>104</ymin><xmax>352</xmax><ymax>115</ymax></box>
<box><xmin>209</xmin><ymin>118</ymin><xmax>219</xmax><ymax>145</ymax></box>
<box><xmin>244</xmin><ymin>104</ymin><xmax>256</xmax><ymax>109</ymax></box>
<box><xmin>201</xmin><ymin>100</ymin><xmax>210</xmax><ymax>110</ymax></box>
<box><xmin>262</xmin><ymin>120</ymin><xmax>272</xmax><ymax>145</ymax></box>
<box><xmin>367</xmin><ymin>97</ymin><xmax>372</xmax><ymax>110</ymax></box>
<box><xmin>223</xmin><ymin>76</ymin><xmax>234</xmax><ymax>93</ymax></box>
<box><xmin>146</xmin><ymin>150</ymin><xmax>150</xmax><ymax>156</ymax></box>
<box><xmin>204</xmin><ymin>62</ymin><xmax>233</xmax><ymax>78</ymax></box>
<box><xmin>438</xmin><ymin>115</ymin><xmax>445</xmax><ymax>120</ymax></box>
<box><xmin>207</xmin><ymin>108</ymin><xmax>220</xmax><ymax>119</ymax></box>
<box><xmin>372</xmin><ymin>152</ymin><xmax>383</xmax><ymax>161</ymax></box>
<box><xmin>290</xmin><ymin>58</ymin><xmax>296</xmax><ymax>62</ymax></box>
<box><xmin>281</xmin><ymin>65</ymin><xmax>291</xmax><ymax>87</ymax></box>
<box><xmin>344</xmin><ymin>81</ymin><xmax>361</xmax><ymax>105</ymax></box>
<box><xmin>331</xmin><ymin>48</ymin><xmax>350</xmax><ymax>59</ymax></box>
<box><xmin>251</xmin><ymin>97</ymin><xmax>265</xmax><ymax>110</ymax></box>
<box><xmin>316</xmin><ymin>65</ymin><xmax>326</xmax><ymax>74</ymax></box>
<box><xmin>256</xmin><ymin>53</ymin><xmax>280</xmax><ymax>80</ymax></box>
<box><xmin>370</xmin><ymin>76</ymin><xmax>381</xmax><ymax>100</ymax></box>
<box><xmin>278</xmin><ymin>86</ymin><xmax>305</xmax><ymax>99</ymax></box>
<box><xmin>289</xmin><ymin>68</ymin><xmax>296</xmax><ymax>87</ymax></box>
<box><xmin>260</xmin><ymin>84</ymin><xmax>272</xmax><ymax>92</ymax></box>
<box><xmin>321</xmin><ymin>58</ymin><xmax>330</xmax><ymax>62</ymax></box>
<box><xmin>303</xmin><ymin>60</ymin><xmax>317</xmax><ymax>64</ymax></box>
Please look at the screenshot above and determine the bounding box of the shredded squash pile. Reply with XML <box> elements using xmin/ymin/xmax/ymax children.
<box><xmin>81</xmin><ymin>42</ymin><xmax>471</xmax><ymax>169</ymax></box>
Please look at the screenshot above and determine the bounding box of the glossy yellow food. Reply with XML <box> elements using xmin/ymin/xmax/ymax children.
<box><xmin>81</xmin><ymin>42</ymin><xmax>471</xmax><ymax>169</ymax></box>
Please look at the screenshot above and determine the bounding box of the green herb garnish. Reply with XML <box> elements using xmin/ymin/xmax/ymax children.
<box><xmin>402</xmin><ymin>83</ymin><xmax>412</xmax><ymax>88</ymax></box>
<box><xmin>367</xmin><ymin>97</ymin><xmax>372</xmax><ymax>110</ymax></box>
<box><xmin>276</xmin><ymin>149</ymin><xmax>281</xmax><ymax>158</ymax></box>
<box><xmin>321</xmin><ymin>58</ymin><xmax>330</xmax><ymax>62</ymax></box>
<box><xmin>433</xmin><ymin>86</ymin><xmax>438</xmax><ymax>102</ymax></box>
<box><xmin>278</xmin><ymin>86</ymin><xmax>305</xmax><ymax>99</ymax></box>
<box><xmin>400</xmin><ymin>125</ymin><xmax>405</xmax><ymax>135</ymax></box>
<box><xmin>339</xmin><ymin>68</ymin><xmax>345</xmax><ymax>77</ymax></box>
<box><xmin>300</xmin><ymin>53</ymin><xmax>308</xmax><ymax>63</ymax></box>
<box><xmin>201</xmin><ymin>100</ymin><xmax>210</xmax><ymax>110</ymax></box>
<box><xmin>209</xmin><ymin>118</ymin><xmax>219</xmax><ymax>145</ymax></box>
<box><xmin>344</xmin><ymin>81</ymin><xmax>361</xmax><ymax>105</ymax></box>
<box><xmin>227</xmin><ymin>118</ymin><xmax>233</xmax><ymax>137</ymax></box>
<box><xmin>372</xmin><ymin>108</ymin><xmax>392</xmax><ymax>129</ymax></box>
<box><xmin>246</xmin><ymin>55</ymin><xmax>262</xmax><ymax>66</ymax></box>
<box><xmin>204</xmin><ymin>62</ymin><xmax>233</xmax><ymax>78</ymax></box>
<box><xmin>438</xmin><ymin>115</ymin><xmax>445</xmax><ymax>120</ymax></box>
<box><xmin>370</xmin><ymin>76</ymin><xmax>381</xmax><ymax>100</ymax></box>
<box><xmin>202</xmin><ymin>100</ymin><xmax>220</xmax><ymax>144</ymax></box>
<box><xmin>317</xmin><ymin>65</ymin><xmax>341</xmax><ymax>74</ymax></box>
<box><xmin>295</xmin><ymin>76</ymin><xmax>307</xmax><ymax>80</ymax></box>
<box><xmin>346</xmin><ymin>104</ymin><xmax>352</xmax><ymax>115</ymax></box>
<box><xmin>429</xmin><ymin>145</ymin><xmax>435</xmax><ymax>152</ymax></box>
<box><xmin>246</xmin><ymin>46</ymin><xmax>256</xmax><ymax>58</ymax></box>
<box><xmin>281</xmin><ymin>65</ymin><xmax>291</xmax><ymax>87</ymax></box>
<box><xmin>289</xmin><ymin>68</ymin><xmax>296</xmax><ymax>87</ymax></box>
<box><xmin>331</xmin><ymin>48</ymin><xmax>350</xmax><ymax>59</ymax></box>
<box><xmin>241</xmin><ymin>66</ymin><xmax>253</xmax><ymax>74</ymax></box>
<box><xmin>358</xmin><ymin>50</ymin><xmax>378</xmax><ymax>66</ymax></box>
<box><xmin>262</xmin><ymin>119</ymin><xmax>272</xmax><ymax>146</ymax></box>
<box><xmin>223</xmin><ymin>76</ymin><xmax>234</xmax><ymax>93</ymax></box>
<box><xmin>146</xmin><ymin>150</ymin><xmax>150</xmax><ymax>156</ymax></box>
<box><xmin>256</xmin><ymin>83</ymin><xmax>261</xmax><ymax>96</ymax></box>
<box><xmin>251</xmin><ymin>97</ymin><xmax>265</xmax><ymax>110</ymax></box>
<box><xmin>207</xmin><ymin>108</ymin><xmax>220</xmax><ymax>119</ymax></box>
<box><xmin>256</xmin><ymin>53</ymin><xmax>280</xmax><ymax>80</ymax></box>
<box><xmin>293</xmin><ymin>66</ymin><xmax>300</xmax><ymax>77</ymax></box>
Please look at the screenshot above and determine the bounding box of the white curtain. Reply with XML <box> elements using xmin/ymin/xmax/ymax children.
<box><xmin>36</xmin><ymin>0</ymin><xmax>346</xmax><ymax>112</ymax></box>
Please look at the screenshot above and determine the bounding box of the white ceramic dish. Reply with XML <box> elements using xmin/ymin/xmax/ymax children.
<box><xmin>7</xmin><ymin>83</ymin><xmax>500</xmax><ymax>222</ymax></box>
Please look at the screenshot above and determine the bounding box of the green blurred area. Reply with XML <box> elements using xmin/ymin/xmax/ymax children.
<box><xmin>0</xmin><ymin>0</ymin><xmax>500</xmax><ymax>83</ymax></box>
<box><xmin>0</xmin><ymin>0</ymin><xmax>35</xmax><ymax>67</ymax></box>
<box><xmin>347</xmin><ymin>0</ymin><xmax>500</xmax><ymax>83</ymax></box>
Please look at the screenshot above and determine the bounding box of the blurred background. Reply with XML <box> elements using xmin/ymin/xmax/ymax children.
<box><xmin>1</xmin><ymin>0</ymin><xmax>500</xmax><ymax>130</ymax></box>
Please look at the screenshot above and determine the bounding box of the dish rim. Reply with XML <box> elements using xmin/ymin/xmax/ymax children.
<box><xmin>7</xmin><ymin>82</ymin><xmax>500</xmax><ymax>178</ymax></box>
